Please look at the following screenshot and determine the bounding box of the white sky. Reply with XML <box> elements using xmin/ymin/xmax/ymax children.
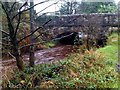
<box><xmin>33</xmin><ymin>0</ymin><xmax>120</xmax><ymax>14</ymax></box>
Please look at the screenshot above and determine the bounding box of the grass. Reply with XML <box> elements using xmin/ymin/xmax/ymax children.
<box><xmin>97</xmin><ymin>45</ymin><xmax>117</xmax><ymax>66</ymax></box>
<box><xmin>44</xmin><ymin>41</ymin><xmax>55</xmax><ymax>48</ymax></box>
<box><xmin>97</xmin><ymin>33</ymin><xmax>118</xmax><ymax>69</ymax></box>
<box><xmin>2</xmin><ymin>33</ymin><xmax>119</xmax><ymax>88</ymax></box>
<box><xmin>96</xmin><ymin>33</ymin><xmax>119</xmax><ymax>88</ymax></box>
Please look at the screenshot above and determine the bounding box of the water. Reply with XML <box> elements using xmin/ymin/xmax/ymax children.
<box><xmin>1</xmin><ymin>45</ymin><xmax>73</xmax><ymax>67</ymax></box>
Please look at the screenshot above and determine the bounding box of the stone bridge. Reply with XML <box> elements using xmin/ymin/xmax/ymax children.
<box><xmin>43</xmin><ymin>13</ymin><xmax>118</xmax><ymax>27</ymax></box>
<box><xmin>37</xmin><ymin>13</ymin><xmax>119</xmax><ymax>39</ymax></box>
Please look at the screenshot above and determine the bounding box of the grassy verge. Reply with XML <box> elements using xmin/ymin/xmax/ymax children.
<box><xmin>2</xmin><ymin>33</ymin><xmax>119</xmax><ymax>88</ymax></box>
<box><xmin>96</xmin><ymin>33</ymin><xmax>118</xmax><ymax>88</ymax></box>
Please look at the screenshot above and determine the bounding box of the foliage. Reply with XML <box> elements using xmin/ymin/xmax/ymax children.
<box><xmin>97</xmin><ymin>33</ymin><xmax>119</xmax><ymax>88</ymax></box>
<box><xmin>97</xmin><ymin>33</ymin><xmax>118</xmax><ymax>74</ymax></box>
<box><xmin>59</xmin><ymin>0</ymin><xmax>80</xmax><ymax>15</ymax></box>
<box><xmin>2</xmin><ymin>33</ymin><xmax>119</xmax><ymax>88</ymax></box>
<box><xmin>44</xmin><ymin>41</ymin><xmax>55</xmax><ymax>48</ymax></box>
<box><xmin>107</xmin><ymin>33</ymin><xmax>118</xmax><ymax>46</ymax></box>
<box><xmin>80</xmin><ymin>1</ymin><xmax>117</xmax><ymax>14</ymax></box>
<box><xmin>58</xmin><ymin>0</ymin><xmax>117</xmax><ymax>15</ymax></box>
<box><xmin>97</xmin><ymin>2</ymin><xmax>117</xmax><ymax>13</ymax></box>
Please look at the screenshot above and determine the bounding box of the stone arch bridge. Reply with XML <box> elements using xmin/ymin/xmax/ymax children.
<box><xmin>37</xmin><ymin>13</ymin><xmax>119</xmax><ymax>38</ymax></box>
<box><xmin>44</xmin><ymin>13</ymin><xmax>118</xmax><ymax>27</ymax></box>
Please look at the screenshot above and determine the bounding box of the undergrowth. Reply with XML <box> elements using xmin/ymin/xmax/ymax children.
<box><xmin>2</xmin><ymin>33</ymin><xmax>119</xmax><ymax>89</ymax></box>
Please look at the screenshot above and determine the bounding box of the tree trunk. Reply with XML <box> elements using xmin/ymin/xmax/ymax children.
<box><xmin>15</xmin><ymin>54</ymin><xmax>24</xmax><ymax>71</ymax></box>
<box><xmin>29</xmin><ymin>46</ymin><xmax>34</xmax><ymax>67</ymax></box>
<box><xmin>29</xmin><ymin>1</ymin><xmax>35</xmax><ymax>67</ymax></box>
<box><xmin>12</xmin><ymin>40</ymin><xmax>24</xmax><ymax>70</ymax></box>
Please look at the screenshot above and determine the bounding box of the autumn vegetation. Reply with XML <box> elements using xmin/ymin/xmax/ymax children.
<box><xmin>1</xmin><ymin>0</ymin><xmax>120</xmax><ymax>89</ymax></box>
<box><xmin>2</xmin><ymin>33</ymin><xmax>119</xmax><ymax>88</ymax></box>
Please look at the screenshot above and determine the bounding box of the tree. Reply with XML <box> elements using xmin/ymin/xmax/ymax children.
<box><xmin>97</xmin><ymin>2</ymin><xmax>117</xmax><ymax>13</ymax></box>
<box><xmin>0</xmin><ymin>0</ymin><xmax>54</xmax><ymax>70</ymax></box>
<box><xmin>29</xmin><ymin>1</ymin><xmax>35</xmax><ymax>67</ymax></box>
<box><xmin>80</xmin><ymin>0</ymin><xmax>117</xmax><ymax>13</ymax></box>
<box><xmin>59</xmin><ymin>0</ymin><xmax>81</xmax><ymax>15</ymax></box>
<box><xmin>58</xmin><ymin>0</ymin><xmax>117</xmax><ymax>15</ymax></box>
<box><xmin>1</xmin><ymin>2</ymin><xmax>30</xmax><ymax>57</ymax></box>
<box><xmin>1</xmin><ymin>2</ymin><xmax>26</xmax><ymax>70</ymax></box>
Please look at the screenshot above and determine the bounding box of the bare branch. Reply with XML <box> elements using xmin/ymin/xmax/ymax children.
<box><xmin>8</xmin><ymin>52</ymin><xmax>16</xmax><ymax>59</ymax></box>
<box><xmin>42</xmin><ymin>19</ymin><xmax>52</xmax><ymax>26</ymax></box>
<box><xmin>19</xmin><ymin>39</ymin><xmax>51</xmax><ymax>50</ymax></box>
<box><xmin>1</xmin><ymin>2</ymin><xmax>15</xmax><ymax>36</ymax></box>
<box><xmin>9</xmin><ymin>2</ymin><xmax>18</xmax><ymax>13</ymax></box>
<box><xmin>52</xmin><ymin>33</ymin><xmax>74</xmax><ymax>41</ymax></box>
<box><xmin>18</xmin><ymin>19</ymin><xmax>52</xmax><ymax>43</ymax></box>
<box><xmin>35</xmin><ymin>11</ymin><xmax>59</xmax><ymax>20</ymax></box>
<box><xmin>9</xmin><ymin>1</ymin><xmax>28</xmax><ymax>23</ymax></box>
<box><xmin>1</xmin><ymin>2</ymin><xmax>8</xmax><ymax>18</ymax></box>
<box><xmin>12</xmin><ymin>0</ymin><xmax>50</xmax><ymax>20</ymax></box>
<box><xmin>18</xmin><ymin>27</ymin><xmax>43</xmax><ymax>43</ymax></box>
<box><xmin>36</xmin><ymin>1</ymin><xmax>59</xmax><ymax>15</ymax></box>
<box><xmin>0</xmin><ymin>30</ymin><xmax>9</xmax><ymax>36</ymax></box>
<box><xmin>19</xmin><ymin>2</ymin><xmax>28</xmax><ymax>10</ymax></box>
<box><xmin>19</xmin><ymin>32</ymin><xmax>74</xmax><ymax>50</ymax></box>
<box><xmin>14</xmin><ymin>12</ymin><xmax>21</xmax><ymax>38</ymax></box>
<box><xmin>34</xmin><ymin>15</ymin><xmax>80</xmax><ymax>40</ymax></box>
<box><xmin>19</xmin><ymin>42</ymin><xmax>40</xmax><ymax>50</ymax></box>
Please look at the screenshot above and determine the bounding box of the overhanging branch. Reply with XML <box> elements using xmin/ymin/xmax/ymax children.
<box><xmin>14</xmin><ymin>11</ymin><xmax>21</xmax><ymax>38</ymax></box>
<box><xmin>19</xmin><ymin>1</ymin><xmax>28</xmax><ymax>10</ymax></box>
<box><xmin>35</xmin><ymin>11</ymin><xmax>59</xmax><ymax>20</ymax></box>
<box><xmin>9</xmin><ymin>2</ymin><xmax>18</xmax><ymax>13</ymax></box>
<box><xmin>1</xmin><ymin>2</ymin><xmax>15</xmax><ymax>37</ymax></box>
<box><xmin>0</xmin><ymin>30</ymin><xmax>9</xmax><ymax>36</ymax></box>
<box><xmin>18</xmin><ymin>19</ymin><xmax>52</xmax><ymax>44</ymax></box>
<box><xmin>34</xmin><ymin>15</ymin><xmax>80</xmax><ymax>40</ymax></box>
<box><xmin>18</xmin><ymin>26</ymin><xmax>43</xmax><ymax>43</ymax></box>
<box><xmin>36</xmin><ymin>1</ymin><xmax>59</xmax><ymax>15</ymax></box>
<box><xmin>19</xmin><ymin>32</ymin><xmax>74</xmax><ymax>50</ymax></box>
<box><xmin>12</xmin><ymin>0</ymin><xmax>50</xmax><ymax>20</ymax></box>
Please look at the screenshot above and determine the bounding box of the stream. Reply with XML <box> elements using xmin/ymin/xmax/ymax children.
<box><xmin>0</xmin><ymin>45</ymin><xmax>73</xmax><ymax>75</ymax></box>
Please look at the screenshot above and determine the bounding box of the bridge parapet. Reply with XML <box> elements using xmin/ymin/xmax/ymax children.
<box><xmin>38</xmin><ymin>13</ymin><xmax>119</xmax><ymax>27</ymax></box>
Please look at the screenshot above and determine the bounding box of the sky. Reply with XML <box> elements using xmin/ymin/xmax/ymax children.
<box><xmin>33</xmin><ymin>0</ymin><xmax>120</xmax><ymax>14</ymax></box>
